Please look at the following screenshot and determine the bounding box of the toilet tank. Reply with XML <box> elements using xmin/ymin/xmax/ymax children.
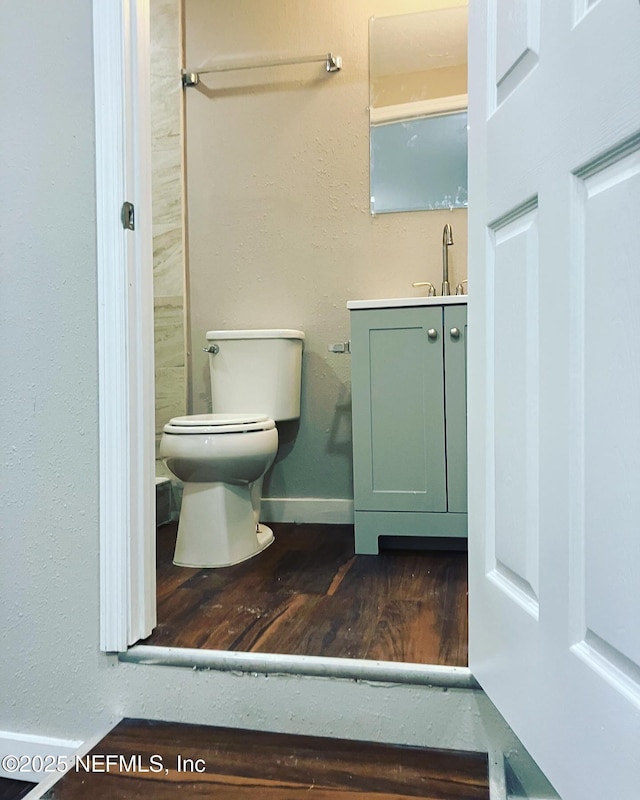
<box><xmin>205</xmin><ymin>329</ymin><xmax>304</xmax><ymax>421</ymax></box>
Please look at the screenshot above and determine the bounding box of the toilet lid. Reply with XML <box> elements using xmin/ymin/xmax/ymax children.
<box><xmin>163</xmin><ymin>413</ymin><xmax>275</xmax><ymax>435</ymax></box>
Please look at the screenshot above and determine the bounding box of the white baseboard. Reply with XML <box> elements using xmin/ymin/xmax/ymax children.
<box><xmin>260</xmin><ymin>498</ymin><xmax>354</xmax><ymax>525</ymax></box>
<box><xmin>0</xmin><ymin>730</ymin><xmax>83</xmax><ymax>782</ymax></box>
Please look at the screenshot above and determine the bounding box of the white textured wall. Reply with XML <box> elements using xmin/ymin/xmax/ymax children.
<box><xmin>0</xmin><ymin>0</ymin><xmax>105</xmax><ymax>736</ymax></box>
<box><xmin>0</xmin><ymin>0</ymin><xmax>500</xmax><ymax>758</ymax></box>
<box><xmin>184</xmin><ymin>0</ymin><xmax>468</xmax><ymax>506</ymax></box>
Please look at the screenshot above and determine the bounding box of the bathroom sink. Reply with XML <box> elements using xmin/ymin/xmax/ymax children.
<box><xmin>346</xmin><ymin>295</ymin><xmax>467</xmax><ymax>310</ymax></box>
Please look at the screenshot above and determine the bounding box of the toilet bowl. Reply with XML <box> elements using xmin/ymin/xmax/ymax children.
<box><xmin>159</xmin><ymin>328</ymin><xmax>304</xmax><ymax>569</ymax></box>
<box><xmin>160</xmin><ymin>413</ymin><xmax>278</xmax><ymax>567</ymax></box>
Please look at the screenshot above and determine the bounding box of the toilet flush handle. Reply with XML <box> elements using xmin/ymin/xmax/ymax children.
<box><xmin>203</xmin><ymin>344</ymin><xmax>219</xmax><ymax>354</ymax></box>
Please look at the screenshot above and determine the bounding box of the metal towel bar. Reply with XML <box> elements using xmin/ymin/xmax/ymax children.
<box><xmin>182</xmin><ymin>52</ymin><xmax>342</xmax><ymax>88</ymax></box>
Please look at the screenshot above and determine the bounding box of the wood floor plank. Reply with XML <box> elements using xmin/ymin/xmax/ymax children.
<box><xmin>252</xmin><ymin>593</ymin><xmax>380</xmax><ymax>659</ymax></box>
<box><xmin>326</xmin><ymin>555</ymin><xmax>357</xmax><ymax>596</ymax></box>
<box><xmin>366</xmin><ymin>599</ymin><xmax>440</xmax><ymax>664</ymax></box>
<box><xmin>237</xmin><ymin>592</ymin><xmax>325</xmax><ymax>654</ymax></box>
<box><xmin>435</xmin><ymin>567</ymin><xmax>469</xmax><ymax>666</ymax></box>
<box><xmin>201</xmin><ymin>590</ymin><xmax>318</xmax><ymax>652</ymax></box>
<box><xmin>0</xmin><ymin>778</ymin><xmax>36</xmax><ymax>800</ymax></box>
<box><xmin>144</xmin><ymin>523</ymin><xmax>468</xmax><ymax>666</ymax></box>
<box><xmin>46</xmin><ymin>718</ymin><xmax>489</xmax><ymax>800</ymax></box>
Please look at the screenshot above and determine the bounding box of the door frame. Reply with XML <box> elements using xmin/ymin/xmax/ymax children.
<box><xmin>94</xmin><ymin>0</ymin><xmax>155</xmax><ymax>652</ymax></box>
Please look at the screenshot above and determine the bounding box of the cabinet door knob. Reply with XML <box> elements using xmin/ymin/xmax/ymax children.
<box><xmin>427</xmin><ymin>328</ymin><xmax>438</xmax><ymax>341</ymax></box>
<box><xmin>450</xmin><ymin>327</ymin><xmax>461</xmax><ymax>340</ymax></box>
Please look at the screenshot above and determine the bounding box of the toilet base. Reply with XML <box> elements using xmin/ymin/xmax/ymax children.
<box><xmin>172</xmin><ymin>481</ymin><xmax>274</xmax><ymax>568</ymax></box>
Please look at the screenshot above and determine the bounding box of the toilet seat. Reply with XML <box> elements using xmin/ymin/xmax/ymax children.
<box><xmin>163</xmin><ymin>413</ymin><xmax>275</xmax><ymax>435</ymax></box>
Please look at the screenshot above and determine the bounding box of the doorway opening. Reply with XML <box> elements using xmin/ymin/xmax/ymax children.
<box><xmin>146</xmin><ymin>0</ymin><xmax>470</xmax><ymax>670</ymax></box>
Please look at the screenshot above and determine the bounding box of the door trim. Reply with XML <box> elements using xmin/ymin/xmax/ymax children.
<box><xmin>94</xmin><ymin>0</ymin><xmax>155</xmax><ymax>652</ymax></box>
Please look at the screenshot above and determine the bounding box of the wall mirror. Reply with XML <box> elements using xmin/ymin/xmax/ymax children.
<box><xmin>369</xmin><ymin>4</ymin><xmax>468</xmax><ymax>215</ymax></box>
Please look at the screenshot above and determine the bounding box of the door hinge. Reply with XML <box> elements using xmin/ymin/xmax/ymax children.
<box><xmin>121</xmin><ymin>201</ymin><xmax>135</xmax><ymax>231</ymax></box>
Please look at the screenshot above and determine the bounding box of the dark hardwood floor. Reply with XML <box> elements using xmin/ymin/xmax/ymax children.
<box><xmin>144</xmin><ymin>523</ymin><xmax>468</xmax><ymax>666</ymax></box>
<box><xmin>46</xmin><ymin>718</ymin><xmax>489</xmax><ymax>799</ymax></box>
<box><xmin>0</xmin><ymin>778</ymin><xmax>36</xmax><ymax>800</ymax></box>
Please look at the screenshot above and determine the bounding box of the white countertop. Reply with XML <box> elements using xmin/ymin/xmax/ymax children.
<box><xmin>347</xmin><ymin>295</ymin><xmax>468</xmax><ymax>310</ymax></box>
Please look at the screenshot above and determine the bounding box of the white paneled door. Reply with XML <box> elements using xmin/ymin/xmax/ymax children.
<box><xmin>468</xmin><ymin>1</ymin><xmax>640</xmax><ymax>798</ymax></box>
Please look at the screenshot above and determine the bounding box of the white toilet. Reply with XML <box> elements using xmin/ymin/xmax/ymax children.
<box><xmin>160</xmin><ymin>329</ymin><xmax>304</xmax><ymax>568</ymax></box>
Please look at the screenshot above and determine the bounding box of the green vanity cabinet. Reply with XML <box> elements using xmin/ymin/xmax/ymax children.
<box><xmin>349</xmin><ymin>301</ymin><xmax>467</xmax><ymax>553</ymax></box>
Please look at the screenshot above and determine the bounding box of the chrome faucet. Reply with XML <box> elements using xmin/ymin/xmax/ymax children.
<box><xmin>442</xmin><ymin>223</ymin><xmax>453</xmax><ymax>296</ymax></box>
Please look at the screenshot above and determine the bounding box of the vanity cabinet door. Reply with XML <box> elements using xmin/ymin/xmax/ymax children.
<box><xmin>350</xmin><ymin>306</ymin><xmax>447</xmax><ymax>513</ymax></box>
<box><xmin>444</xmin><ymin>305</ymin><xmax>468</xmax><ymax>513</ymax></box>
